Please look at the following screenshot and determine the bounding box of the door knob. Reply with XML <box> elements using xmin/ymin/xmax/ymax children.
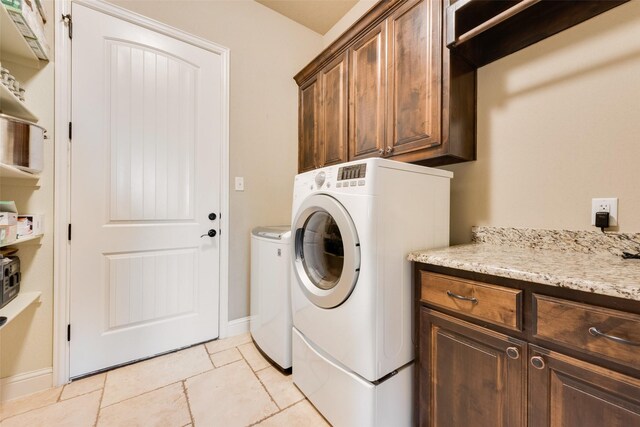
<box><xmin>201</xmin><ymin>229</ymin><xmax>217</xmax><ymax>238</ymax></box>
<box><xmin>208</xmin><ymin>213</ymin><xmax>217</xmax><ymax>221</ymax></box>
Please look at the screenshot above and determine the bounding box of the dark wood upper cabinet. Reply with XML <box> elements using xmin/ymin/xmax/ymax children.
<box><xmin>348</xmin><ymin>22</ymin><xmax>387</xmax><ymax>160</ymax></box>
<box><xmin>294</xmin><ymin>0</ymin><xmax>477</xmax><ymax>172</ymax></box>
<box><xmin>387</xmin><ymin>0</ymin><xmax>441</xmax><ymax>157</ymax></box>
<box><xmin>319</xmin><ymin>53</ymin><xmax>348</xmax><ymax>166</ymax></box>
<box><xmin>295</xmin><ymin>0</ymin><xmax>628</xmax><ymax>172</ymax></box>
<box><xmin>446</xmin><ymin>0</ymin><xmax>629</xmax><ymax>68</ymax></box>
<box><xmin>298</xmin><ymin>77</ymin><xmax>320</xmax><ymax>173</ymax></box>
<box><xmin>528</xmin><ymin>345</ymin><xmax>640</xmax><ymax>427</ymax></box>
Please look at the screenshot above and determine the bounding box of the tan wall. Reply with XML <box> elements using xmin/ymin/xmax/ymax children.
<box><xmin>107</xmin><ymin>0</ymin><xmax>323</xmax><ymax>320</ymax></box>
<box><xmin>324</xmin><ymin>1</ymin><xmax>640</xmax><ymax>245</ymax></box>
<box><xmin>443</xmin><ymin>1</ymin><xmax>640</xmax><ymax>244</ymax></box>
<box><xmin>323</xmin><ymin>0</ymin><xmax>376</xmax><ymax>46</ymax></box>
<box><xmin>1</xmin><ymin>0</ymin><xmax>55</xmax><ymax>382</ymax></box>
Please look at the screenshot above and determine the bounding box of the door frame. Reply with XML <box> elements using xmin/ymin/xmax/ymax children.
<box><xmin>53</xmin><ymin>0</ymin><xmax>230</xmax><ymax>386</ymax></box>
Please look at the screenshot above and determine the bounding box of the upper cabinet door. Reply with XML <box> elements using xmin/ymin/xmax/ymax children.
<box><xmin>387</xmin><ymin>0</ymin><xmax>442</xmax><ymax>157</ymax></box>
<box><xmin>299</xmin><ymin>77</ymin><xmax>320</xmax><ymax>172</ymax></box>
<box><xmin>320</xmin><ymin>53</ymin><xmax>348</xmax><ymax>166</ymax></box>
<box><xmin>349</xmin><ymin>22</ymin><xmax>387</xmax><ymax>160</ymax></box>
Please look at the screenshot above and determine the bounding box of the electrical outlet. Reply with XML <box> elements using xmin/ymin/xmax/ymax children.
<box><xmin>591</xmin><ymin>198</ymin><xmax>618</xmax><ymax>226</ymax></box>
<box><xmin>235</xmin><ymin>177</ymin><xmax>244</xmax><ymax>191</ymax></box>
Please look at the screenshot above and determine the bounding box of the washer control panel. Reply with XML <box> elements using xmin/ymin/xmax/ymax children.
<box><xmin>337</xmin><ymin>164</ymin><xmax>366</xmax><ymax>181</ymax></box>
<box><xmin>336</xmin><ymin>163</ymin><xmax>366</xmax><ymax>189</ymax></box>
<box><xmin>300</xmin><ymin>163</ymin><xmax>370</xmax><ymax>194</ymax></box>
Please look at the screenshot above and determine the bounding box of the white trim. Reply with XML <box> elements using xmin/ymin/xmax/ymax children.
<box><xmin>53</xmin><ymin>0</ymin><xmax>72</xmax><ymax>388</ymax></box>
<box><xmin>218</xmin><ymin>45</ymin><xmax>230</xmax><ymax>339</ymax></box>
<box><xmin>74</xmin><ymin>0</ymin><xmax>229</xmax><ymax>55</ymax></box>
<box><xmin>227</xmin><ymin>316</ymin><xmax>251</xmax><ymax>337</ymax></box>
<box><xmin>53</xmin><ymin>0</ymin><xmax>231</xmax><ymax>386</ymax></box>
<box><xmin>1</xmin><ymin>368</ymin><xmax>53</xmax><ymax>402</ymax></box>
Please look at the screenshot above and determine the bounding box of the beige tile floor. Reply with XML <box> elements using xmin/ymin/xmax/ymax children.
<box><xmin>0</xmin><ymin>333</ymin><xmax>330</xmax><ymax>427</ymax></box>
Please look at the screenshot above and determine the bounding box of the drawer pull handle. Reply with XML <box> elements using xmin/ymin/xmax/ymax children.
<box><xmin>530</xmin><ymin>356</ymin><xmax>545</xmax><ymax>370</ymax></box>
<box><xmin>506</xmin><ymin>347</ymin><xmax>520</xmax><ymax>359</ymax></box>
<box><xmin>446</xmin><ymin>290</ymin><xmax>478</xmax><ymax>304</ymax></box>
<box><xmin>588</xmin><ymin>327</ymin><xmax>640</xmax><ymax>347</ymax></box>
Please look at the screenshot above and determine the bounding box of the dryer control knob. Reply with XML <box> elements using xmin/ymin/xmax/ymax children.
<box><xmin>315</xmin><ymin>171</ymin><xmax>326</xmax><ymax>188</ymax></box>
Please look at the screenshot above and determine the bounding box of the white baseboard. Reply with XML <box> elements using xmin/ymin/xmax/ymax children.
<box><xmin>226</xmin><ymin>316</ymin><xmax>251</xmax><ymax>338</ymax></box>
<box><xmin>1</xmin><ymin>368</ymin><xmax>53</xmax><ymax>402</ymax></box>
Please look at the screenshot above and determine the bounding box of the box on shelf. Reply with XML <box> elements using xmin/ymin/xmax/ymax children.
<box><xmin>1</xmin><ymin>0</ymin><xmax>50</xmax><ymax>60</ymax></box>
<box><xmin>17</xmin><ymin>213</ymin><xmax>43</xmax><ymax>238</ymax></box>
<box><xmin>24</xmin><ymin>37</ymin><xmax>49</xmax><ymax>61</ymax></box>
<box><xmin>34</xmin><ymin>0</ymin><xmax>45</xmax><ymax>23</ymax></box>
<box><xmin>0</xmin><ymin>212</ymin><xmax>17</xmax><ymax>226</ymax></box>
<box><xmin>0</xmin><ymin>202</ymin><xmax>18</xmax><ymax>243</ymax></box>
<box><xmin>0</xmin><ymin>224</ymin><xmax>17</xmax><ymax>245</ymax></box>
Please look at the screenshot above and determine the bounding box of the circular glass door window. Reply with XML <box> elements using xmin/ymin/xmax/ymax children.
<box><xmin>300</xmin><ymin>211</ymin><xmax>344</xmax><ymax>290</ymax></box>
<box><xmin>292</xmin><ymin>193</ymin><xmax>360</xmax><ymax>309</ymax></box>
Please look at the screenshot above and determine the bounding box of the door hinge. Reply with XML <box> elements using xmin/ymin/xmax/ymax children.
<box><xmin>62</xmin><ymin>14</ymin><xmax>73</xmax><ymax>39</ymax></box>
<box><xmin>68</xmin><ymin>122</ymin><xmax>72</xmax><ymax>140</ymax></box>
<box><xmin>67</xmin><ymin>324</ymin><xmax>71</xmax><ymax>342</ymax></box>
<box><xmin>68</xmin><ymin>224</ymin><xmax>72</xmax><ymax>241</ymax></box>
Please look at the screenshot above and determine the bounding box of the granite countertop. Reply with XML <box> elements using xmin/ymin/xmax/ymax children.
<box><xmin>408</xmin><ymin>227</ymin><xmax>640</xmax><ymax>302</ymax></box>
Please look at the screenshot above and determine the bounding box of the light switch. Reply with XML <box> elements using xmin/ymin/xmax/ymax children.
<box><xmin>235</xmin><ymin>177</ymin><xmax>244</xmax><ymax>191</ymax></box>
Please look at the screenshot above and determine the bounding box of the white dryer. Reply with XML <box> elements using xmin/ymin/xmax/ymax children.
<box><xmin>291</xmin><ymin>158</ymin><xmax>452</xmax><ymax>426</ymax></box>
<box><xmin>250</xmin><ymin>226</ymin><xmax>292</xmax><ymax>371</ymax></box>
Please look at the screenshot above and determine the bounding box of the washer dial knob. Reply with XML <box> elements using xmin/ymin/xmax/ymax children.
<box><xmin>315</xmin><ymin>171</ymin><xmax>326</xmax><ymax>188</ymax></box>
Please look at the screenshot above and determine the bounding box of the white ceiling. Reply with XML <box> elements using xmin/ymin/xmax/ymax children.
<box><xmin>256</xmin><ymin>0</ymin><xmax>358</xmax><ymax>35</ymax></box>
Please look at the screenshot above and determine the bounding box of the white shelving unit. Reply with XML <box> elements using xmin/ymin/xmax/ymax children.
<box><xmin>0</xmin><ymin>234</ymin><xmax>43</xmax><ymax>249</ymax></box>
<box><xmin>1</xmin><ymin>2</ymin><xmax>45</xmax><ymax>124</ymax></box>
<box><xmin>0</xmin><ymin>82</ymin><xmax>39</xmax><ymax>122</ymax></box>
<box><xmin>0</xmin><ymin>4</ymin><xmax>40</xmax><ymax>68</ymax></box>
<box><xmin>0</xmin><ymin>291</ymin><xmax>41</xmax><ymax>331</ymax></box>
<box><xmin>0</xmin><ymin>0</ymin><xmax>49</xmax><ymax>399</ymax></box>
<box><xmin>0</xmin><ymin>163</ymin><xmax>40</xmax><ymax>181</ymax></box>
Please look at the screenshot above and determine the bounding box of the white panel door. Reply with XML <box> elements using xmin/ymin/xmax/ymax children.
<box><xmin>70</xmin><ymin>3</ymin><xmax>222</xmax><ymax>377</ymax></box>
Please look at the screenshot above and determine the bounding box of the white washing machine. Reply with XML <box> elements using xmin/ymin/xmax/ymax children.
<box><xmin>291</xmin><ymin>158</ymin><xmax>451</xmax><ymax>426</ymax></box>
<box><xmin>250</xmin><ymin>226</ymin><xmax>292</xmax><ymax>371</ymax></box>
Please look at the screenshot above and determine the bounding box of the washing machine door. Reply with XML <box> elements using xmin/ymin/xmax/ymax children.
<box><xmin>292</xmin><ymin>194</ymin><xmax>360</xmax><ymax>309</ymax></box>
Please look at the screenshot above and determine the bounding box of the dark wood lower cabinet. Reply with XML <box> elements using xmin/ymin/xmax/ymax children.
<box><xmin>417</xmin><ymin>268</ymin><xmax>640</xmax><ymax>427</ymax></box>
<box><xmin>528</xmin><ymin>345</ymin><xmax>640</xmax><ymax>427</ymax></box>
<box><xmin>419</xmin><ymin>308</ymin><xmax>527</xmax><ymax>427</ymax></box>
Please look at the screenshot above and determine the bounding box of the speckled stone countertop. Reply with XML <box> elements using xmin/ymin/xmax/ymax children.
<box><xmin>408</xmin><ymin>227</ymin><xmax>640</xmax><ymax>302</ymax></box>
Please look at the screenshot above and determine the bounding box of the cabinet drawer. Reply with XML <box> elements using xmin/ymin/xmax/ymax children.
<box><xmin>420</xmin><ymin>272</ymin><xmax>523</xmax><ymax>330</ymax></box>
<box><xmin>534</xmin><ymin>294</ymin><xmax>640</xmax><ymax>369</ymax></box>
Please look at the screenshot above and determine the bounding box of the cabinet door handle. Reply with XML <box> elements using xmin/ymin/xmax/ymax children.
<box><xmin>530</xmin><ymin>356</ymin><xmax>545</xmax><ymax>370</ymax></box>
<box><xmin>446</xmin><ymin>290</ymin><xmax>478</xmax><ymax>304</ymax></box>
<box><xmin>506</xmin><ymin>347</ymin><xmax>520</xmax><ymax>359</ymax></box>
<box><xmin>378</xmin><ymin>148</ymin><xmax>384</xmax><ymax>155</ymax></box>
<box><xmin>385</xmin><ymin>146</ymin><xmax>393</xmax><ymax>154</ymax></box>
<box><xmin>589</xmin><ymin>327</ymin><xmax>640</xmax><ymax>347</ymax></box>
